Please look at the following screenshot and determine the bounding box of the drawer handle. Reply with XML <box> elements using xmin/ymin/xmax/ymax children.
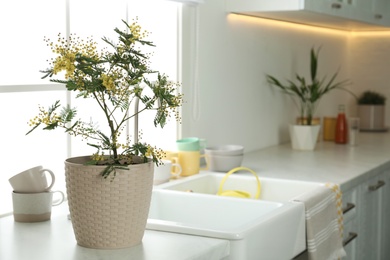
<box><xmin>331</xmin><ymin>3</ymin><xmax>342</xmax><ymax>9</ymax></box>
<box><xmin>343</xmin><ymin>232</ymin><xmax>358</xmax><ymax>247</ymax></box>
<box><xmin>368</xmin><ymin>180</ymin><xmax>386</xmax><ymax>191</ymax></box>
<box><xmin>342</xmin><ymin>203</ymin><xmax>355</xmax><ymax>214</ymax></box>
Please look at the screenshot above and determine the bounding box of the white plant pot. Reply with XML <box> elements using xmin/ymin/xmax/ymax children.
<box><xmin>289</xmin><ymin>124</ymin><xmax>321</xmax><ymax>151</ymax></box>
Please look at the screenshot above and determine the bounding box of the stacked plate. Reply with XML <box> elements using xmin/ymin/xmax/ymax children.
<box><xmin>204</xmin><ymin>145</ymin><xmax>244</xmax><ymax>172</ymax></box>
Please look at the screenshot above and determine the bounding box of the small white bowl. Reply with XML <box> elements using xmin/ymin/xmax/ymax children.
<box><xmin>206</xmin><ymin>154</ymin><xmax>244</xmax><ymax>172</ymax></box>
<box><xmin>205</xmin><ymin>145</ymin><xmax>244</xmax><ymax>156</ymax></box>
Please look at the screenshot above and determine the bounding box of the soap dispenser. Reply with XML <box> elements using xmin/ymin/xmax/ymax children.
<box><xmin>335</xmin><ymin>104</ymin><xmax>348</xmax><ymax>144</ymax></box>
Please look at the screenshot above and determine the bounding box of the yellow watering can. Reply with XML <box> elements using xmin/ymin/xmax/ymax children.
<box><xmin>217</xmin><ymin>167</ymin><xmax>261</xmax><ymax>199</ymax></box>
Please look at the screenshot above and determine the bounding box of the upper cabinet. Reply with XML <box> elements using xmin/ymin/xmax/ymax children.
<box><xmin>354</xmin><ymin>0</ymin><xmax>390</xmax><ymax>27</ymax></box>
<box><xmin>226</xmin><ymin>0</ymin><xmax>390</xmax><ymax>31</ymax></box>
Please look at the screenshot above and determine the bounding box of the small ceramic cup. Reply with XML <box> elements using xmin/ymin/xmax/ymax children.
<box><xmin>153</xmin><ymin>159</ymin><xmax>182</xmax><ymax>185</ymax></box>
<box><xmin>12</xmin><ymin>190</ymin><xmax>65</xmax><ymax>222</ymax></box>
<box><xmin>9</xmin><ymin>166</ymin><xmax>55</xmax><ymax>193</ymax></box>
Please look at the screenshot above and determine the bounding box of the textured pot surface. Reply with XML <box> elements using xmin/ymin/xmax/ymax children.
<box><xmin>65</xmin><ymin>156</ymin><xmax>154</xmax><ymax>249</ymax></box>
<box><xmin>358</xmin><ymin>105</ymin><xmax>385</xmax><ymax>130</ymax></box>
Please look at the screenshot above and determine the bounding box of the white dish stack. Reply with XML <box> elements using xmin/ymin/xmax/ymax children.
<box><xmin>204</xmin><ymin>145</ymin><xmax>244</xmax><ymax>172</ymax></box>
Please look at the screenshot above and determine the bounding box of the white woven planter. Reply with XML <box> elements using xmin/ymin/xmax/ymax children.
<box><xmin>65</xmin><ymin>156</ymin><xmax>154</xmax><ymax>249</ymax></box>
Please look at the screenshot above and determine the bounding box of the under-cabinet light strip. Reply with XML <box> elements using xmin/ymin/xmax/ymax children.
<box><xmin>227</xmin><ymin>14</ymin><xmax>348</xmax><ymax>36</ymax></box>
<box><xmin>228</xmin><ymin>14</ymin><xmax>390</xmax><ymax>37</ymax></box>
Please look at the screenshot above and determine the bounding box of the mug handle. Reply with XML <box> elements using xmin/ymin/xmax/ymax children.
<box><xmin>40</xmin><ymin>168</ymin><xmax>56</xmax><ymax>191</ymax></box>
<box><xmin>199</xmin><ymin>154</ymin><xmax>209</xmax><ymax>171</ymax></box>
<box><xmin>170</xmin><ymin>157</ymin><xmax>181</xmax><ymax>177</ymax></box>
<box><xmin>170</xmin><ymin>157</ymin><xmax>179</xmax><ymax>164</ymax></box>
<box><xmin>52</xmin><ymin>191</ymin><xmax>65</xmax><ymax>206</ymax></box>
<box><xmin>171</xmin><ymin>163</ymin><xmax>182</xmax><ymax>177</ymax></box>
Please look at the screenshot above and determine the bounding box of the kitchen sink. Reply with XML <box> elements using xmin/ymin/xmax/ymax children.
<box><xmin>151</xmin><ymin>172</ymin><xmax>326</xmax><ymax>259</ymax></box>
<box><xmin>155</xmin><ymin>172</ymin><xmax>324</xmax><ymax>202</ymax></box>
<box><xmin>147</xmin><ymin>189</ymin><xmax>305</xmax><ymax>259</ymax></box>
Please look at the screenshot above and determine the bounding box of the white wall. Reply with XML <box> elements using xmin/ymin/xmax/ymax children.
<box><xmin>181</xmin><ymin>0</ymin><xmax>361</xmax><ymax>152</ymax></box>
<box><xmin>349</xmin><ymin>33</ymin><xmax>390</xmax><ymax>121</ymax></box>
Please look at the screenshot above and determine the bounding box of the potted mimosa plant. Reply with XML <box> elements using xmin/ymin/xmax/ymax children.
<box><xmin>27</xmin><ymin>19</ymin><xmax>183</xmax><ymax>249</ymax></box>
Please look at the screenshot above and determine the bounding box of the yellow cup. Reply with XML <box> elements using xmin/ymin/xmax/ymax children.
<box><xmin>178</xmin><ymin>151</ymin><xmax>208</xmax><ymax>177</ymax></box>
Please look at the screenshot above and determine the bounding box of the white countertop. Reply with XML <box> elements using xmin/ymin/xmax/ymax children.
<box><xmin>240</xmin><ymin>132</ymin><xmax>390</xmax><ymax>191</ymax></box>
<box><xmin>0</xmin><ymin>203</ymin><xmax>230</xmax><ymax>260</ymax></box>
<box><xmin>2</xmin><ymin>132</ymin><xmax>389</xmax><ymax>260</ymax></box>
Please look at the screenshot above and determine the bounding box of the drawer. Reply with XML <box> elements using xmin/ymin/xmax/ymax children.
<box><xmin>342</xmin><ymin>188</ymin><xmax>357</xmax><ymax>223</ymax></box>
<box><xmin>343</xmin><ymin>218</ymin><xmax>358</xmax><ymax>260</ymax></box>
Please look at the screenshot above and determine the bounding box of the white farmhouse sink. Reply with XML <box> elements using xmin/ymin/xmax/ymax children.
<box><xmin>151</xmin><ymin>172</ymin><xmax>326</xmax><ymax>259</ymax></box>
<box><xmin>156</xmin><ymin>172</ymin><xmax>324</xmax><ymax>202</ymax></box>
<box><xmin>147</xmin><ymin>189</ymin><xmax>305</xmax><ymax>260</ymax></box>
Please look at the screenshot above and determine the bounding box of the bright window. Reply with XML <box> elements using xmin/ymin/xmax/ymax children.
<box><xmin>0</xmin><ymin>0</ymin><xmax>180</xmax><ymax>215</ymax></box>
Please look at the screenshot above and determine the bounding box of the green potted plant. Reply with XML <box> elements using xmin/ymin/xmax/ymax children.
<box><xmin>266</xmin><ymin>47</ymin><xmax>354</xmax><ymax>150</ymax></box>
<box><xmin>358</xmin><ymin>90</ymin><xmax>386</xmax><ymax>131</ymax></box>
<box><xmin>27</xmin><ymin>19</ymin><xmax>182</xmax><ymax>249</ymax></box>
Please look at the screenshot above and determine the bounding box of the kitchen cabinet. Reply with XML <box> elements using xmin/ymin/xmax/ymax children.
<box><xmin>343</xmin><ymin>170</ymin><xmax>389</xmax><ymax>260</ymax></box>
<box><xmin>356</xmin><ymin>175</ymin><xmax>384</xmax><ymax>260</ymax></box>
<box><xmin>355</xmin><ymin>0</ymin><xmax>390</xmax><ymax>27</ymax></box>
<box><xmin>313</xmin><ymin>0</ymin><xmax>390</xmax><ymax>26</ymax></box>
<box><xmin>304</xmin><ymin>0</ymin><xmax>354</xmax><ymax>20</ymax></box>
<box><xmin>381</xmin><ymin>170</ymin><xmax>390</xmax><ymax>258</ymax></box>
<box><xmin>342</xmin><ymin>188</ymin><xmax>358</xmax><ymax>260</ymax></box>
<box><xmin>226</xmin><ymin>0</ymin><xmax>390</xmax><ymax>31</ymax></box>
<box><xmin>343</xmin><ymin>217</ymin><xmax>358</xmax><ymax>259</ymax></box>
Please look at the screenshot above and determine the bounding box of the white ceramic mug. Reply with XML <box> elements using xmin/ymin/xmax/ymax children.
<box><xmin>12</xmin><ymin>190</ymin><xmax>65</xmax><ymax>222</ymax></box>
<box><xmin>154</xmin><ymin>159</ymin><xmax>182</xmax><ymax>185</ymax></box>
<box><xmin>9</xmin><ymin>166</ymin><xmax>55</xmax><ymax>193</ymax></box>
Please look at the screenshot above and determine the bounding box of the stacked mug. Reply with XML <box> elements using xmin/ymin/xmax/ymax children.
<box><xmin>8</xmin><ymin>166</ymin><xmax>64</xmax><ymax>222</ymax></box>
<box><xmin>153</xmin><ymin>137</ymin><xmax>209</xmax><ymax>184</ymax></box>
<box><xmin>175</xmin><ymin>137</ymin><xmax>208</xmax><ymax>177</ymax></box>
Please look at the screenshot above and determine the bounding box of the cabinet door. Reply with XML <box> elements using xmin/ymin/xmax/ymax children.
<box><xmin>372</xmin><ymin>0</ymin><xmax>387</xmax><ymax>16</ymax></box>
<box><xmin>381</xmin><ymin>171</ymin><xmax>390</xmax><ymax>259</ymax></box>
<box><xmin>357</xmin><ymin>176</ymin><xmax>384</xmax><ymax>260</ymax></box>
<box><xmin>354</xmin><ymin>0</ymin><xmax>390</xmax><ymax>26</ymax></box>
<box><xmin>305</xmin><ymin>0</ymin><xmax>352</xmax><ymax>19</ymax></box>
<box><xmin>342</xmin><ymin>188</ymin><xmax>358</xmax><ymax>260</ymax></box>
<box><xmin>370</xmin><ymin>0</ymin><xmax>389</xmax><ymax>25</ymax></box>
<box><xmin>343</xmin><ymin>220</ymin><xmax>358</xmax><ymax>260</ymax></box>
